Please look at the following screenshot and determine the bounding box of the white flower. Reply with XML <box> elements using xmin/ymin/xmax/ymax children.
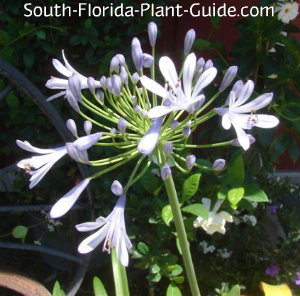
<box><xmin>50</xmin><ymin>178</ymin><xmax>90</xmax><ymax>218</ymax></box>
<box><xmin>217</xmin><ymin>248</ymin><xmax>232</xmax><ymax>259</ymax></box>
<box><xmin>16</xmin><ymin>133</ymin><xmax>101</xmax><ymax>188</ymax></box>
<box><xmin>45</xmin><ymin>50</ymin><xmax>101</xmax><ymax>101</ymax></box>
<box><xmin>276</xmin><ymin>2</ymin><xmax>299</xmax><ymax>23</ymax></box>
<box><xmin>194</xmin><ymin>198</ymin><xmax>233</xmax><ymax>235</ymax></box>
<box><xmin>140</xmin><ymin>53</ymin><xmax>217</xmax><ymax>118</ymax></box>
<box><xmin>76</xmin><ymin>195</ymin><xmax>132</xmax><ymax>267</ymax></box>
<box><xmin>215</xmin><ymin>80</ymin><xmax>279</xmax><ymax>150</ymax></box>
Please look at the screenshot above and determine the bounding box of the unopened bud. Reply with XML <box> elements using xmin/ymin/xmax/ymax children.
<box><xmin>164</xmin><ymin>141</ymin><xmax>173</xmax><ymax>155</ymax></box>
<box><xmin>118</xmin><ymin>117</ymin><xmax>127</xmax><ymax>133</ymax></box>
<box><xmin>131</xmin><ymin>95</ymin><xmax>137</xmax><ymax>103</ymax></box>
<box><xmin>84</xmin><ymin>120</ymin><xmax>92</xmax><ymax>135</ymax></box>
<box><xmin>170</xmin><ymin>119</ymin><xmax>179</xmax><ymax>130</ymax></box>
<box><xmin>219</xmin><ymin>66</ymin><xmax>238</xmax><ymax>92</ymax></box>
<box><xmin>186</xmin><ymin>155</ymin><xmax>196</xmax><ymax>170</ymax></box>
<box><xmin>120</xmin><ymin>66</ymin><xmax>128</xmax><ymax>85</ymax></box>
<box><xmin>66</xmin><ymin>119</ymin><xmax>78</xmax><ymax>137</ymax></box>
<box><xmin>142</xmin><ymin>53</ymin><xmax>154</xmax><ymax>68</ymax></box>
<box><xmin>212</xmin><ymin>159</ymin><xmax>226</xmax><ymax>171</ymax></box>
<box><xmin>87</xmin><ymin>77</ymin><xmax>96</xmax><ymax>94</ymax></box>
<box><xmin>96</xmin><ymin>90</ymin><xmax>104</xmax><ymax>103</ymax></box>
<box><xmin>117</xmin><ymin>54</ymin><xmax>126</xmax><ymax>66</ymax></box>
<box><xmin>132</xmin><ymin>37</ymin><xmax>143</xmax><ymax>71</ymax></box>
<box><xmin>204</xmin><ymin>59</ymin><xmax>213</xmax><ymax>71</ymax></box>
<box><xmin>132</xmin><ymin>72</ymin><xmax>140</xmax><ymax>84</ymax></box>
<box><xmin>111</xmin><ymin>180</ymin><xmax>123</xmax><ymax>196</ymax></box>
<box><xmin>100</xmin><ymin>76</ymin><xmax>107</xmax><ymax>88</ymax></box>
<box><xmin>161</xmin><ymin>164</ymin><xmax>171</xmax><ymax>181</ymax></box>
<box><xmin>148</xmin><ymin>22</ymin><xmax>157</xmax><ymax>47</ymax></box>
<box><xmin>65</xmin><ymin>89</ymin><xmax>80</xmax><ymax>112</ymax></box>
<box><xmin>112</xmin><ymin>74</ymin><xmax>122</xmax><ymax>96</ymax></box>
<box><xmin>183</xmin><ymin>126</ymin><xmax>191</xmax><ymax>138</ymax></box>
<box><xmin>110</xmin><ymin>128</ymin><xmax>117</xmax><ymax>135</ymax></box>
<box><xmin>184</xmin><ymin>29</ymin><xmax>196</xmax><ymax>55</ymax></box>
<box><xmin>196</xmin><ymin>57</ymin><xmax>205</xmax><ymax>73</ymax></box>
<box><xmin>110</xmin><ymin>56</ymin><xmax>120</xmax><ymax>73</ymax></box>
<box><xmin>105</xmin><ymin>77</ymin><xmax>112</xmax><ymax>93</ymax></box>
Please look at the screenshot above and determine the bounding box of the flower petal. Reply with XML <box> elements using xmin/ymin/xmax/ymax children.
<box><xmin>140</xmin><ymin>76</ymin><xmax>168</xmax><ymax>98</ymax></box>
<box><xmin>233</xmin><ymin>80</ymin><xmax>254</xmax><ymax>107</ymax></box>
<box><xmin>183</xmin><ymin>53</ymin><xmax>196</xmax><ymax>98</ymax></box>
<box><xmin>76</xmin><ymin>221</ymin><xmax>104</xmax><ymax>232</ymax></box>
<box><xmin>52</xmin><ymin>58</ymin><xmax>72</xmax><ymax>77</ymax></box>
<box><xmin>221</xmin><ymin>113</ymin><xmax>231</xmax><ymax>130</ymax></box>
<box><xmin>234</xmin><ymin>93</ymin><xmax>273</xmax><ymax>113</ymax></box>
<box><xmin>233</xmin><ymin>124</ymin><xmax>250</xmax><ymax>150</ymax></box>
<box><xmin>159</xmin><ymin>56</ymin><xmax>178</xmax><ymax>89</ymax></box>
<box><xmin>50</xmin><ymin>179</ymin><xmax>90</xmax><ymax>218</ymax></box>
<box><xmin>147</xmin><ymin>106</ymin><xmax>176</xmax><ymax>118</ymax></box>
<box><xmin>47</xmin><ymin>91</ymin><xmax>66</xmax><ymax>102</ymax></box>
<box><xmin>74</xmin><ymin>133</ymin><xmax>102</xmax><ymax>150</ymax></box>
<box><xmin>45</xmin><ymin>77</ymin><xmax>68</xmax><ymax>89</ymax></box>
<box><xmin>193</xmin><ymin>67</ymin><xmax>217</xmax><ymax>97</ymax></box>
<box><xmin>255</xmin><ymin>114</ymin><xmax>279</xmax><ymax>128</ymax></box>
<box><xmin>16</xmin><ymin>140</ymin><xmax>57</xmax><ymax>154</ymax></box>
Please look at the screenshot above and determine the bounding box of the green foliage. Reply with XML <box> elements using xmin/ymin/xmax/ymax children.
<box><xmin>162</xmin><ymin>204</ymin><xmax>173</xmax><ymax>226</ymax></box>
<box><xmin>52</xmin><ymin>281</ymin><xmax>66</xmax><ymax>296</ymax></box>
<box><xmin>166</xmin><ymin>283</ymin><xmax>182</xmax><ymax>296</ymax></box>
<box><xmin>181</xmin><ymin>204</ymin><xmax>209</xmax><ymax>219</ymax></box>
<box><xmin>12</xmin><ymin>225</ymin><xmax>28</xmax><ymax>243</ymax></box>
<box><xmin>181</xmin><ymin>173</ymin><xmax>201</xmax><ymax>202</ymax></box>
<box><xmin>93</xmin><ymin>277</ymin><xmax>108</xmax><ymax>296</ymax></box>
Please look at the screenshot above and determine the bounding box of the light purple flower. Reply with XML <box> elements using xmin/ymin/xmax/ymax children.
<box><xmin>265</xmin><ymin>263</ymin><xmax>280</xmax><ymax>277</ymax></box>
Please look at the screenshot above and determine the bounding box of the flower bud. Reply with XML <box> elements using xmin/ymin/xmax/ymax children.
<box><xmin>110</xmin><ymin>55</ymin><xmax>120</xmax><ymax>73</ymax></box>
<box><xmin>212</xmin><ymin>159</ymin><xmax>226</xmax><ymax>171</ymax></box>
<box><xmin>84</xmin><ymin>120</ymin><xmax>92</xmax><ymax>135</ymax></box>
<box><xmin>65</xmin><ymin>89</ymin><xmax>80</xmax><ymax>112</ymax></box>
<box><xmin>132</xmin><ymin>72</ymin><xmax>140</xmax><ymax>84</ymax></box>
<box><xmin>100</xmin><ymin>76</ymin><xmax>107</xmax><ymax>88</ymax></box>
<box><xmin>186</xmin><ymin>155</ymin><xmax>196</xmax><ymax>170</ymax></box>
<box><xmin>112</xmin><ymin>74</ymin><xmax>122</xmax><ymax>96</ymax></box>
<box><xmin>111</xmin><ymin>180</ymin><xmax>123</xmax><ymax>196</ymax></box>
<box><xmin>161</xmin><ymin>164</ymin><xmax>171</xmax><ymax>181</ymax></box>
<box><xmin>117</xmin><ymin>54</ymin><xmax>126</xmax><ymax>66</ymax></box>
<box><xmin>68</xmin><ymin>74</ymin><xmax>82</xmax><ymax>102</ymax></box>
<box><xmin>118</xmin><ymin>117</ymin><xmax>127</xmax><ymax>133</ymax></box>
<box><xmin>170</xmin><ymin>119</ymin><xmax>179</xmax><ymax>130</ymax></box>
<box><xmin>164</xmin><ymin>141</ymin><xmax>173</xmax><ymax>155</ymax></box>
<box><xmin>131</xmin><ymin>95</ymin><xmax>137</xmax><ymax>103</ymax></box>
<box><xmin>196</xmin><ymin>57</ymin><xmax>205</xmax><ymax>73</ymax></box>
<box><xmin>105</xmin><ymin>77</ymin><xmax>112</xmax><ymax>93</ymax></box>
<box><xmin>184</xmin><ymin>29</ymin><xmax>196</xmax><ymax>55</ymax></box>
<box><xmin>132</xmin><ymin>37</ymin><xmax>143</xmax><ymax>71</ymax></box>
<box><xmin>96</xmin><ymin>90</ymin><xmax>104</xmax><ymax>103</ymax></box>
<box><xmin>204</xmin><ymin>59</ymin><xmax>213</xmax><ymax>71</ymax></box>
<box><xmin>141</xmin><ymin>109</ymin><xmax>148</xmax><ymax>117</ymax></box>
<box><xmin>120</xmin><ymin>66</ymin><xmax>128</xmax><ymax>85</ymax></box>
<box><xmin>66</xmin><ymin>119</ymin><xmax>78</xmax><ymax>137</ymax></box>
<box><xmin>142</xmin><ymin>53</ymin><xmax>154</xmax><ymax>68</ymax></box>
<box><xmin>87</xmin><ymin>77</ymin><xmax>96</xmax><ymax>94</ymax></box>
<box><xmin>133</xmin><ymin>105</ymin><xmax>141</xmax><ymax>113</ymax></box>
<box><xmin>183</xmin><ymin>127</ymin><xmax>191</xmax><ymax>138</ymax></box>
<box><xmin>110</xmin><ymin>128</ymin><xmax>117</xmax><ymax>135</ymax></box>
<box><xmin>148</xmin><ymin>22</ymin><xmax>157</xmax><ymax>47</ymax></box>
<box><xmin>219</xmin><ymin>66</ymin><xmax>238</xmax><ymax>92</ymax></box>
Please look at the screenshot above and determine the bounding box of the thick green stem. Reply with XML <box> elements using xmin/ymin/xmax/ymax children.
<box><xmin>163</xmin><ymin>175</ymin><xmax>201</xmax><ymax>296</ymax></box>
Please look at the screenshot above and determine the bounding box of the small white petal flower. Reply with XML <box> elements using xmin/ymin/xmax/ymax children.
<box><xmin>141</xmin><ymin>53</ymin><xmax>217</xmax><ymax>118</ymax></box>
<box><xmin>276</xmin><ymin>1</ymin><xmax>299</xmax><ymax>23</ymax></box>
<box><xmin>215</xmin><ymin>81</ymin><xmax>279</xmax><ymax>150</ymax></box>
<box><xmin>16</xmin><ymin>133</ymin><xmax>101</xmax><ymax>188</ymax></box>
<box><xmin>138</xmin><ymin>117</ymin><xmax>163</xmax><ymax>155</ymax></box>
<box><xmin>194</xmin><ymin>198</ymin><xmax>233</xmax><ymax>235</ymax></box>
<box><xmin>76</xmin><ymin>195</ymin><xmax>132</xmax><ymax>266</ymax></box>
<box><xmin>46</xmin><ymin>50</ymin><xmax>100</xmax><ymax>101</ymax></box>
<box><xmin>50</xmin><ymin>178</ymin><xmax>90</xmax><ymax>218</ymax></box>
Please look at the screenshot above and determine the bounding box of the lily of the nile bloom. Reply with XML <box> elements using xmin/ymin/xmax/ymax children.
<box><xmin>276</xmin><ymin>1</ymin><xmax>299</xmax><ymax>23</ymax></box>
<box><xmin>194</xmin><ymin>198</ymin><xmax>233</xmax><ymax>235</ymax></box>
<box><xmin>45</xmin><ymin>50</ymin><xmax>101</xmax><ymax>101</ymax></box>
<box><xmin>76</xmin><ymin>194</ymin><xmax>132</xmax><ymax>266</ymax></box>
<box><xmin>215</xmin><ymin>80</ymin><xmax>279</xmax><ymax>150</ymax></box>
<box><xmin>140</xmin><ymin>53</ymin><xmax>217</xmax><ymax>118</ymax></box>
<box><xmin>16</xmin><ymin>132</ymin><xmax>102</xmax><ymax>189</ymax></box>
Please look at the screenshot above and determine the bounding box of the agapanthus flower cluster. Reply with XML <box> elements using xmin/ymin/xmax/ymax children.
<box><xmin>16</xmin><ymin>22</ymin><xmax>279</xmax><ymax>266</ymax></box>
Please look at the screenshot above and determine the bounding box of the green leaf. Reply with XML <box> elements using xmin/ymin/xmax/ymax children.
<box><xmin>23</xmin><ymin>49</ymin><xmax>35</xmax><ymax>68</ymax></box>
<box><xmin>194</xmin><ymin>39</ymin><xmax>211</xmax><ymax>51</ymax></box>
<box><xmin>176</xmin><ymin>237</ymin><xmax>182</xmax><ymax>255</ymax></box>
<box><xmin>170</xmin><ymin>276</ymin><xmax>184</xmax><ymax>284</ymax></box>
<box><xmin>36</xmin><ymin>30</ymin><xmax>46</xmax><ymax>40</ymax></box>
<box><xmin>228</xmin><ymin>187</ymin><xmax>245</xmax><ymax>209</ymax></box>
<box><xmin>0</xmin><ymin>29</ymin><xmax>10</xmax><ymax>45</ymax></box>
<box><xmin>52</xmin><ymin>281</ymin><xmax>65</xmax><ymax>296</ymax></box>
<box><xmin>230</xmin><ymin>153</ymin><xmax>245</xmax><ymax>186</ymax></box>
<box><xmin>151</xmin><ymin>264</ymin><xmax>161</xmax><ymax>274</ymax></box>
<box><xmin>182</xmin><ymin>203</ymin><xmax>208</xmax><ymax>219</ymax></box>
<box><xmin>167</xmin><ymin>264</ymin><xmax>183</xmax><ymax>276</ymax></box>
<box><xmin>217</xmin><ymin>187</ymin><xmax>228</xmax><ymax>200</ymax></box>
<box><xmin>137</xmin><ymin>242</ymin><xmax>149</xmax><ymax>255</ymax></box>
<box><xmin>141</xmin><ymin>171</ymin><xmax>160</xmax><ymax>194</ymax></box>
<box><xmin>227</xmin><ymin>284</ymin><xmax>241</xmax><ymax>296</ymax></box>
<box><xmin>166</xmin><ymin>283</ymin><xmax>182</xmax><ymax>296</ymax></box>
<box><xmin>162</xmin><ymin>204</ymin><xmax>173</xmax><ymax>226</ymax></box>
<box><xmin>243</xmin><ymin>185</ymin><xmax>268</xmax><ymax>202</ymax></box>
<box><xmin>147</xmin><ymin>272</ymin><xmax>162</xmax><ymax>282</ymax></box>
<box><xmin>12</xmin><ymin>225</ymin><xmax>28</xmax><ymax>243</ymax></box>
<box><xmin>182</xmin><ymin>173</ymin><xmax>201</xmax><ymax>202</ymax></box>
<box><xmin>6</xmin><ymin>92</ymin><xmax>19</xmax><ymax>109</ymax></box>
<box><xmin>93</xmin><ymin>277</ymin><xmax>108</xmax><ymax>296</ymax></box>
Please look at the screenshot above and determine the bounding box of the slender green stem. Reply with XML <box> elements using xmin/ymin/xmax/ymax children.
<box><xmin>111</xmin><ymin>248</ymin><xmax>130</xmax><ymax>296</ymax></box>
<box><xmin>163</xmin><ymin>175</ymin><xmax>201</xmax><ymax>296</ymax></box>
